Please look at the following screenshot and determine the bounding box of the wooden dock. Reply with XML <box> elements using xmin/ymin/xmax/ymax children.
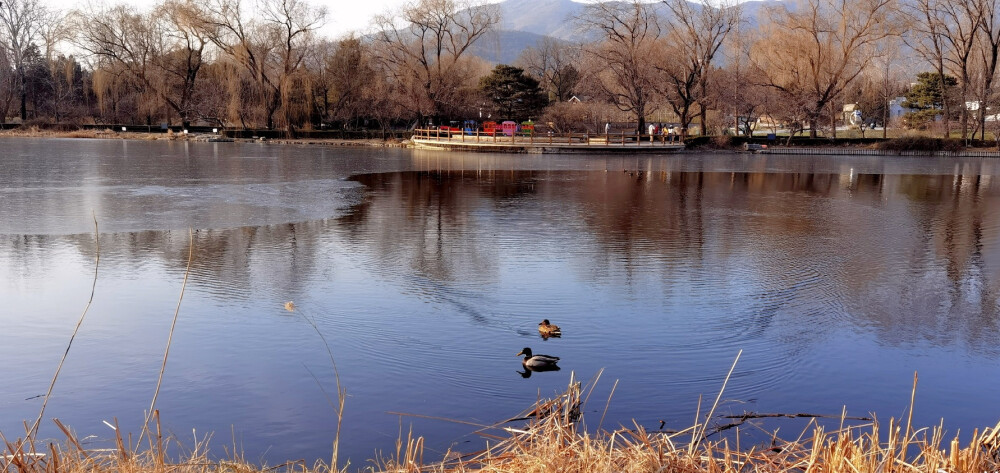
<box><xmin>410</xmin><ymin>128</ymin><xmax>685</xmax><ymax>154</ymax></box>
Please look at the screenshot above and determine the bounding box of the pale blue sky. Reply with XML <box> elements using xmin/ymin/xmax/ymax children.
<box><xmin>43</xmin><ymin>0</ymin><xmax>414</xmax><ymax>38</ymax></box>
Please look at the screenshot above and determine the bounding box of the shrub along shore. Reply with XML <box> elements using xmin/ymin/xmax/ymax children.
<box><xmin>3</xmin><ymin>375</ymin><xmax>998</xmax><ymax>473</ymax></box>
<box><xmin>0</xmin><ymin>126</ymin><xmax>409</xmax><ymax>148</ymax></box>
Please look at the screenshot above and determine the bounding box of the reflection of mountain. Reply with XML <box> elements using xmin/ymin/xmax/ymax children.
<box><xmin>340</xmin><ymin>170</ymin><xmax>1000</xmax><ymax>353</ymax></box>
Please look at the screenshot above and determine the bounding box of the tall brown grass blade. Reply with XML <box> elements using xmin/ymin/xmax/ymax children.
<box><xmin>297</xmin><ymin>311</ymin><xmax>347</xmax><ymax>472</ymax></box>
<box><xmin>27</xmin><ymin>214</ymin><xmax>100</xmax><ymax>440</ymax></box>
<box><xmin>902</xmin><ymin>371</ymin><xmax>918</xmax><ymax>462</ymax></box>
<box><xmin>111</xmin><ymin>418</ymin><xmax>129</xmax><ymax>462</ymax></box>
<box><xmin>598</xmin><ymin>379</ymin><xmax>618</xmax><ymax>432</ymax></box>
<box><xmin>142</xmin><ymin>228</ymin><xmax>194</xmax><ymax>445</ymax></box>
<box><xmin>581</xmin><ymin>368</ymin><xmax>605</xmax><ymax>408</ymax></box>
<box><xmin>51</xmin><ymin>418</ymin><xmax>89</xmax><ymax>459</ymax></box>
<box><xmin>154</xmin><ymin>410</ymin><xmax>165</xmax><ymax>466</ymax></box>
<box><xmin>691</xmin><ymin>349</ymin><xmax>743</xmax><ymax>454</ymax></box>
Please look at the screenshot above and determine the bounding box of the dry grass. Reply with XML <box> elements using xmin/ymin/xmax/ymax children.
<box><xmin>371</xmin><ymin>372</ymin><xmax>1000</xmax><ymax>473</ymax></box>
<box><xmin>374</xmin><ymin>374</ymin><xmax>999</xmax><ymax>473</ymax></box>
<box><xmin>0</xmin><ymin>127</ymin><xmax>171</xmax><ymax>140</ymax></box>
<box><xmin>3</xmin><ymin>372</ymin><xmax>999</xmax><ymax>473</ymax></box>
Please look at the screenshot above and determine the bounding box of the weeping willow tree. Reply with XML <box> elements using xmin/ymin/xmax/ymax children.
<box><xmin>0</xmin><ymin>48</ymin><xmax>17</xmax><ymax>122</ymax></box>
<box><xmin>72</xmin><ymin>0</ymin><xmax>209</xmax><ymax>127</ymax></box>
<box><xmin>91</xmin><ymin>65</ymin><xmax>127</xmax><ymax>123</ymax></box>
<box><xmin>197</xmin><ymin>0</ymin><xmax>326</xmax><ymax>132</ymax></box>
<box><xmin>750</xmin><ymin>0</ymin><xmax>899</xmax><ymax>138</ymax></box>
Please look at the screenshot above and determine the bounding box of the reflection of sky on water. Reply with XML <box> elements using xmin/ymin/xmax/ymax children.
<box><xmin>2</xmin><ymin>139</ymin><xmax>1000</xmax><ymax>466</ymax></box>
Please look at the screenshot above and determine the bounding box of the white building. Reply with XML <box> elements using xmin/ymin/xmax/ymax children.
<box><xmin>888</xmin><ymin>97</ymin><xmax>914</xmax><ymax>120</ymax></box>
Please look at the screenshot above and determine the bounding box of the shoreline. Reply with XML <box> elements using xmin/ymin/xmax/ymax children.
<box><xmin>6</xmin><ymin>128</ymin><xmax>1000</xmax><ymax>157</ymax></box>
<box><xmin>0</xmin><ymin>128</ymin><xmax>411</xmax><ymax>149</ymax></box>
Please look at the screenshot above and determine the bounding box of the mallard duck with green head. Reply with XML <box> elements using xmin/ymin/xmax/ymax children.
<box><xmin>516</xmin><ymin>347</ymin><xmax>560</xmax><ymax>369</ymax></box>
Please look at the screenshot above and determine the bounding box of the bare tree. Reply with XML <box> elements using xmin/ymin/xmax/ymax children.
<box><xmin>972</xmin><ymin>0</ymin><xmax>1000</xmax><ymax>140</ymax></box>
<box><xmin>35</xmin><ymin>7</ymin><xmax>71</xmax><ymax>121</ymax></box>
<box><xmin>577</xmin><ymin>0</ymin><xmax>660</xmax><ymax>134</ymax></box>
<box><xmin>659</xmin><ymin>0</ymin><xmax>740</xmax><ymax>136</ymax></box>
<box><xmin>198</xmin><ymin>0</ymin><xmax>326</xmax><ymax>131</ymax></box>
<box><xmin>867</xmin><ymin>38</ymin><xmax>907</xmax><ymax>138</ymax></box>
<box><xmin>751</xmin><ymin>0</ymin><xmax>897</xmax><ymax>138</ymax></box>
<box><xmin>155</xmin><ymin>0</ymin><xmax>210</xmax><ymax>126</ymax></box>
<box><xmin>313</xmin><ymin>36</ymin><xmax>371</xmax><ymax>127</ymax></box>
<box><xmin>905</xmin><ymin>0</ymin><xmax>982</xmax><ymax>139</ymax></box>
<box><xmin>0</xmin><ymin>0</ymin><xmax>47</xmax><ymax>121</ymax></box>
<box><xmin>714</xmin><ymin>26</ymin><xmax>772</xmax><ymax>137</ymax></box>
<box><xmin>72</xmin><ymin>1</ymin><xmax>208</xmax><ymax>126</ymax></box>
<box><xmin>364</xmin><ymin>64</ymin><xmax>409</xmax><ymax>137</ymax></box>
<box><xmin>516</xmin><ymin>37</ymin><xmax>582</xmax><ymax>102</ymax></box>
<box><xmin>938</xmin><ymin>0</ymin><xmax>983</xmax><ymax>140</ymax></box>
<box><xmin>372</xmin><ymin>0</ymin><xmax>500</xmax><ymax>124</ymax></box>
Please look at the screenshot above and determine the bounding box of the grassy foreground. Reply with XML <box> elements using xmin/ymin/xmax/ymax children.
<box><xmin>3</xmin><ymin>374</ymin><xmax>999</xmax><ymax>473</ymax></box>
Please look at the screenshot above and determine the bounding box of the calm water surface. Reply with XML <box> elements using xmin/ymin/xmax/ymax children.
<box><xmin>2</xmin><ymin>137</ymin><xmax>1000</xmax><ymax>466</ymax></box>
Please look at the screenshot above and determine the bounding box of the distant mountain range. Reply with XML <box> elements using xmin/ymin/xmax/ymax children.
<box><xmin>471</xmin><ymin>0</ymin><xmax>780</xmax><ymax>64</ymax></box>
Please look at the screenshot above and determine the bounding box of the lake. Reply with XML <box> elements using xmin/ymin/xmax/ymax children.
<box><xmin>2</xmin><ymin>138</ymin><xmax>999</xmax><ymax>467</ymax></box>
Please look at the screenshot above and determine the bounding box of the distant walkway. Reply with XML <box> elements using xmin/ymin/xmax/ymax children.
<box><xmin>411</xmin><ymin>128</ymin><xmax>685</xmax><ymax>154</ymax></box>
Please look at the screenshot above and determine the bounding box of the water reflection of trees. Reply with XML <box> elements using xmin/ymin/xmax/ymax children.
<box><xmin>3</xmin><ymin>169</ymin><xmax>999</xmax><ymax>351</ymax></box>
<box><xmin>1</xmin><ymin>222</ymin><xmax>333</xmax><ymax>305</ymax></box>
<box><xmin>339</xmin><ymin>170</ymin><xmax>1000</xmax><ymax>353</ymax></box>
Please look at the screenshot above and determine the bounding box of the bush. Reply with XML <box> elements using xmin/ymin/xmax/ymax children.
<box><xmin>710</xmin><ymin>135</ymin><xmax>739</xmax><ymax>148</ymax></box>
<box><xmin>875</xmin><ymin>136</ymin><xmax>965</xmax><ymax>152</ymax></box>
<box><xmin>902</xmin><ymin>110</ymin><xmax>941</xmax><ymax>130</ymax></box>
<box><xmin>20</xmin><ymin>119</ymin><xmax>81</xmax><ymax>132</ymax></box>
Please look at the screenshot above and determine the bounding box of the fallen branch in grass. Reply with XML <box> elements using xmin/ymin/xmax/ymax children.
<box><xmin>720</xmin><ymin>412</ymin><xmax>874</xmax><ymax>421</ymax></box>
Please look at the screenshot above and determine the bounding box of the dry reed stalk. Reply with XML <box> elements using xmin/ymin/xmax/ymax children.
<box><xmin>27</xmin><ymin>214</ymin><xmax>100</xmax><ymax>442</ymax></box>
<box><xmin>372</xmin><ymin>371</ymin><xmax>1000</xmax><ymax>473</ymax></box>
<box><xmin>290</xmin><ymin>304</ymin><xmax>348</xmax><ymax>472</ymax></box>
<box><xmin>141</xmin><ymin>228</ymin><xmax>195</xmax><ymax>448</ymax></box>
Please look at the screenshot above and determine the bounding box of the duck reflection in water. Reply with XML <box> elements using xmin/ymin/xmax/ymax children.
<box><xmin>517</xmin><ymin>363</ymin><xmax>561</xmax><ymax>378</ymax></box>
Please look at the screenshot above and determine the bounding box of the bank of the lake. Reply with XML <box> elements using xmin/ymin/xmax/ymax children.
<box><xmin>0</xmin><ymin>127</ymin><xmax>409</xmax><ymax>148</ymax></box>
<box><xmin>5</xmin><ymin>379</ymin><xmax>1000</xmax><ymax>473</ymax></box>
<box><xmin>7</xmin><ymin>125</ymin><xmax>1000</xmax><ymax>156</ymax></box>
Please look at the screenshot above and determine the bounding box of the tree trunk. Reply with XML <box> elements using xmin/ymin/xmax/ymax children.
<box><xmin>882</xmin><ymin>97</ymin><xmax>888</xmax><ymax>139</ymax></box>
<box><xmin>939</xmin><ymin>70</ymin><xmax>951</xmax><ymax>139</ymax></box>
<box><xmin>831</xmin><ymin>105</ymin><xmax>837</xmax><ymax>139</ymax></box>
<box><xmin>699</xmin><ymin>104</ymin><xmax>707</xmax><ymax>135</ymax></box>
